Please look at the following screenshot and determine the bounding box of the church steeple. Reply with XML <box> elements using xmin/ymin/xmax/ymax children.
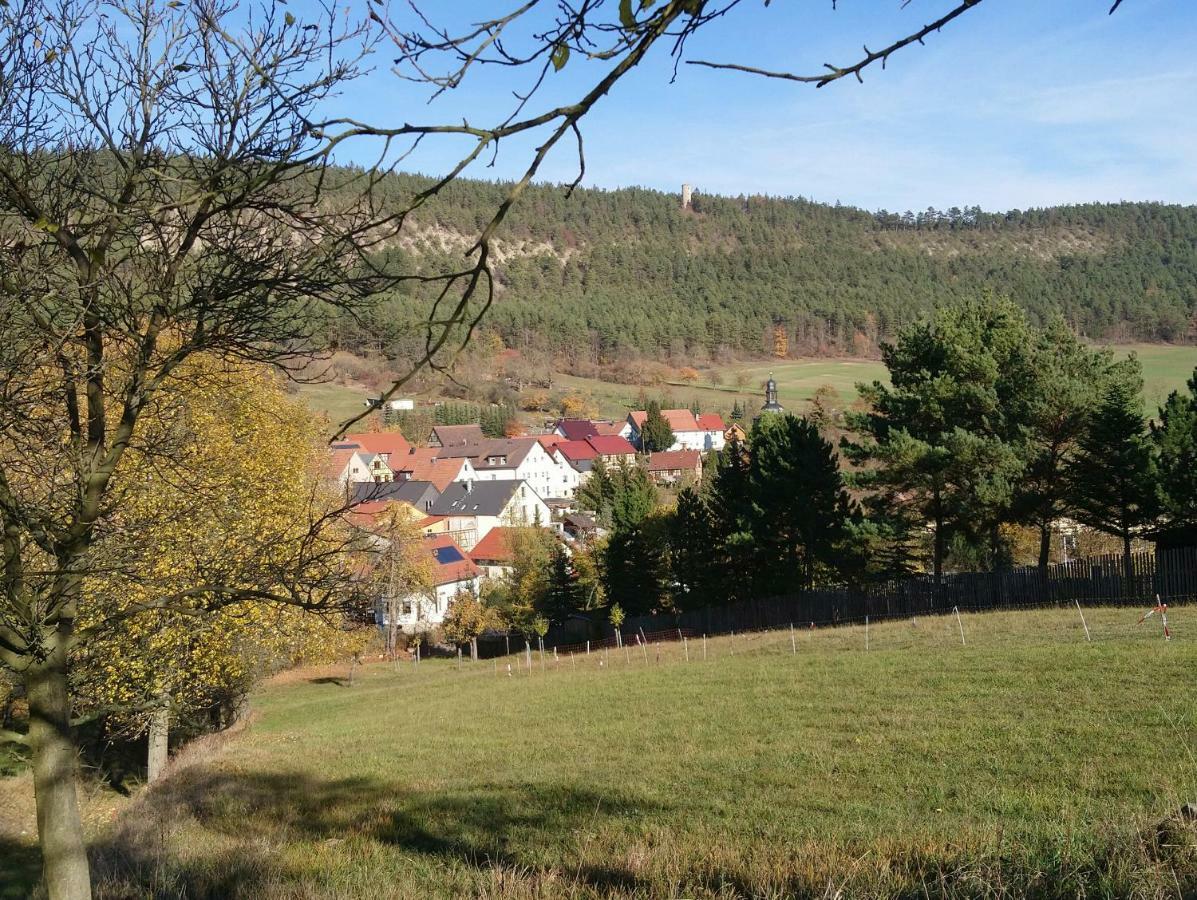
<box><xmin>761</xmin><ymin>372</ymin><xmax>783</xmax><ymax>413</ymax></box>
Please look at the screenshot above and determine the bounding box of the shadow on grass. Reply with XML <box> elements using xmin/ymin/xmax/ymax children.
<box><xmin>0</xmin><ymin>836</ymin><xmax>41</xmax><ymax>900</ymax></box>
<box><xmin>306</xmin><ymin>676</ymin><xmax>348</xmax><ymax>687</ymax></box>
<box><xmin>91</xmin><ymin>766</ymin><xmax>663</xmax><ymax>898</ymax></box>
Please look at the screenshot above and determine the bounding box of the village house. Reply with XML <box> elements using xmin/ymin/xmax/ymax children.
<box><xmin>376</xmin><ymin>534</ymin><xmax>480</xmax><ymax>633</ymax></box>
<box><xmin>341</xmin><ymin>431</ymin><xmax>412</xmax><ymax>466</ymax></box>
<box><xmin>468</xmin><ymin>526</ymin><xmax>519</xmax><ymax>579</ymax></box>
<box><xmin>723</xmin><ymin>422</ymin><xmax>747</xmax><ymax>444</ymax></box>
<box><xmin>645</xmin><ymin>449</ymin><xmax>704</xmax><ymax>485</ymax></box>
<box><xmin>390</xmin><ymin>449</ymin><xmax>477</xmax><ymax>491</ymax></box>
<box><xmin>349</xmin><ymin>479</ymin><xmax>441</xmax><ymax>514</ymax></box>
<box><xmin>427</xmin><ymin>423</ymin><xmax>485</xmax><ymax>448</ymax></box>
<box><xmin>621</xmin><ymin>409</ymin><xmax>726</xmax><ymax>452</ymax></box>
<box><xmin>427</xmin><ymin>479</ymin><xmax>552</xmax><ymax>550</ymax></box>
<box><xmin>552</xmin><ymin>418</ymin><xmax>622</xmax><ymax>440</ymax></box>
<box><xmin>327</xmin><ymin>447</ymin><xmax>394</xmax><ymax>487</ymax></box>
<box><xmin>433</xmin><ymin>437</ymin><xmax>578</xmax><ymax>500</ymax></box>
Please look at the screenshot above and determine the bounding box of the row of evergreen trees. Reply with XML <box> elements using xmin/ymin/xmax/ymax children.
<box><xmin>541</xmin><ymin>298</ymin><xmax>1197</xmax><ymax>621</ymax></box>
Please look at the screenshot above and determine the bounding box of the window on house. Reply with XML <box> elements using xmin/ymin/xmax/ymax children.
<box><xmin>401</xmin><ymin>601</ymin><xmax>412</xmax><ymax>615</ymax></box>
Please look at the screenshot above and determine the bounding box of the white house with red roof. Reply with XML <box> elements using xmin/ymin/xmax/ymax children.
<box><xmin>375</xmin><ymin>533</ymin><xmax>481</xmax><ymax>633</ymax></box>
<box><xmin>621</xmin><ymin>409</ymin><xmax>726</xmax><ymax>452</ymax></box>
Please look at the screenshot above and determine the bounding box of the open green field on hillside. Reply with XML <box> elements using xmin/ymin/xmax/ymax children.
<box><xmin>556</xmin><ymin>344</ymin><xmax>1197</xmax><ymax>420</ymax></box>
<box><xmin>6</xmin><ymin>606</ymin><xmax>1194</xmax><ymax>898</ymax></box>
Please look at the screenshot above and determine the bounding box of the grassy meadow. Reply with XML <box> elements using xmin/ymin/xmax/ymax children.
<box><xmin>4</xmin><ymin>607</ymin><xmax>1192</xmax><ymax>898</ymax></box>
<box><xmin>298</xmin><ymin>344</ymin><xmax>1197</xmax><ymax>428</ymax></box>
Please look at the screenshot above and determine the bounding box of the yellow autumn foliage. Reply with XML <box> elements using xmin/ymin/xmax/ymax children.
<box><xmin>73</xmin><ymin>357</ymin><xmax>369</xmax><ymax>735</ymax></box>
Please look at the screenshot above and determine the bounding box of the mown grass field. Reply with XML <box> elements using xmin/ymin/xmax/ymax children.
<box><xmin>295</xmin><ymin>345</ymin><xmax>1196</xmax><ymax>428</ymax></box>
<box><xmin>5</xmin><ymin>606</ymin><xmax>1193</xmax><ymax>898</ymax></box>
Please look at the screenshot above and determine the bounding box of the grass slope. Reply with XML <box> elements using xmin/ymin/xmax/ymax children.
<box><xmin>555</xmin><ymin>344</ymin><xmax>1196</xmax><ymax>421</ymax></box>
<box><xmin>32</xmin><ymin>606</ymin><xmax>1195</xmax><ymax>899</ymax></box>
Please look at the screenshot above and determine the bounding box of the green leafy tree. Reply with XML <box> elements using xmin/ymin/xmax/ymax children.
<box><xmin>641</xmin><ymin>400</ymin><xmax>675</xmax><ymax>452</ymax></box>
<box><xmin>1068</xmin><ymin>373</ymin><xmax>1160</xmax><ymax>591</ymax></box>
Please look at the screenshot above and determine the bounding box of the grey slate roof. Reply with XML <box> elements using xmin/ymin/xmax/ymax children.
<box><xmin>429</xmin><ymin>480</ymin><xmax>526</xmax><ymax>517</ymax></box>
<box><xmin>349</xmin><ymin>479</ymin><xmax>440</xmax><ymax>507</ymax></box>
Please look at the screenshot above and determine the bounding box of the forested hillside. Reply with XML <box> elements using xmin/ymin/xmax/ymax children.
<box><xmin>343</xmin><ymin>172</ymin><xmax>1197</xmax><ymax>364</ymax></box>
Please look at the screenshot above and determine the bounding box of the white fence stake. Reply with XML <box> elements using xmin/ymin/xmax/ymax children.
<box><xmin>865</xmin><ymin>615</ymin><xmax>870</xmax><ymax>651</ymax></box>
<box><xmin>683</xmin><ymin>636</ymin><xmax>689</xmax><ymax>661</ymax></box>
<box><xmin>703</xmin><ymin>633</ymin><xmax>708</xmax><ymax>661</ymax></box>
<box><xmin>790</xmin><ymin>623</ymin><xmax>797</xmax><ymax>655</ymax></box>
<box><xmin>586</xmin><ymin>640</ymin><xmax>590</xmax><ymax>655</ymax></box>
<box><xmin>953</xmin><ymin>606</ymin><xmax>966</xmax><ymax>646</ymax></box>
<box><xmin>637</xmin><ymin>634</ymin><xmax>649</xmax><ymax>664</ymax></box>
<box><xmin>525</xmin><ymin>643</ymin><xmax>532</xmax><ymax>674</ymax></box>
<box><xmin>1075</xmin><ymin>599</ymin><xmax>1091</xmax><ymax>642</ymax></box>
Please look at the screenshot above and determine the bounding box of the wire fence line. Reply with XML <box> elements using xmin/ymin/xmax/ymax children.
<box><xmin>475</xmin><ymin>546</ymin><xmax>1197</xmax><ymax>661</ymax></box>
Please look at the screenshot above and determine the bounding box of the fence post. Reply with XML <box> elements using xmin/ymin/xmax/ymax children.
<box><xmin>586</xmin><ymin>640</ymin><xmax>590</xmax><ymax>655</ymax></box>
<box><xmin>703</xmin><ymin>633</ymin><xmax>708</xmax><ymax>661</ymax></box>
<box><xmin>525</xmin><ymin>643</ymin><xmax>532</xmax><ymax>674</ymax></box>
<box><xmin>683</xmin><ymin>635</ymin><xmax>689</xmax><ymax>661</ymax></box>
<box><xmin>1075</xmin><ymin>599</ymin><xmax>1091</xmax><ymax>642</ymax></box>
<box><xmin>865</xmin><ymin>615</ymin><xmax>869</xmax><ymax>652</ymax></box>
<box><xmin>953</xmin><ymin>606</ymin><xmax>966</xmax><ymax>647</ymax></box>
<box><xmin>790</xmin><ymin>622</ymin><xmax>796</xmax><ymax>655</ymax></box>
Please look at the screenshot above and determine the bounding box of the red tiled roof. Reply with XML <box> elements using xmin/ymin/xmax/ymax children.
<box><xmin>537</xmin><ymin>434</ymin><xmax>565</xmax><ymax>450</ymax></box>
<box><xmin>646</xmin><ymin>449</ymin><xmax>702</xmax><ymax>472</ymax></box>
<box><xmin>343</xmin><ymin>431</ymin><xmax>411</xmax><ymax>460</ymax></box>
<box><xmin>393</xmin><ymin>449</ymin><xmax>470</xmax><ymax>491</ymax></box>
<box><xmin>556</xmin><ymin>439</ymin><xmax>598</xmax><ymax>461</ymax></box>
<box><xmin>593</xmin><ymin>422</ymin><xmax>622</xmax><ymax>436</ymax></box>
<box><xmin>324</xmin><ymin>447</ymin><xmax>358</xmax><ymax>479</ymax></box>
<box><xmin>629</xmin><ymin>409</ymin><xmax>700</xmax><ymax>433</ymax></box>
<box><xmin>696</xmin><ymin>413</ymin><xmax>725</xmax><ymax>431</ymax></box>
<box><xmin>469</xmin><ymin>526</ymin><xmax>518</xmax><ymax>564</ymax></box>
<box><xmin>586</xmin><ymin>434</ymin><xmax>636</xmax><ymax>456</ymax></box>
<box><xmin>554</xmin><ymin>419</ymin><xmax>600</xmax><ymax>441</ymax></box>
<box><xmin>424</xmin><ymin>534</ymin><xmax>480</xmax><ymax>585</ymax></box>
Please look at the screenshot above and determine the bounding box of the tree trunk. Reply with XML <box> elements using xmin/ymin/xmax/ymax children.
<box><xmin>933</xmin><ymin>514</ymin><xmax>945</xmax><ymax>580</ymax></box>
<box><xmin>1037</xmin><ymin>525</ymin><xmax>1051</xmax><ymax>578</ymax></box>
<box><xmin>26</xmin><ymin>659</ymin><xmax>92</xmax><ymax>900</ymax></box>
<box><xmin>470</xmin><ymin>638</ymin><xmax>478</xmax><ymax>661</ymax></box>
<box><xmin>146</xmin><ymin>703</ymin><xmax>169</xmax><ymax>784</ymax></box>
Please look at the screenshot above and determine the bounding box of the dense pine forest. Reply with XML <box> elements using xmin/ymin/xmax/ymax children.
<box><xmin>340</xmin><ymin>171</ymin><xmax>1197</xmax><ymax>364</ymax></box>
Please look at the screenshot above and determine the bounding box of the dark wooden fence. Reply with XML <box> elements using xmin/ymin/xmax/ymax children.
<box><xmin>475</xmin><ymin>546</ymin><xmax>1197</xmax><ymax>659</ymax></box>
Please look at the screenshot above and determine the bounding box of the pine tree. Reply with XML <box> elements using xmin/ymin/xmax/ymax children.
<box><xmin>1013</xmin><ymin>320</ymin><xmax>1117</xmax><ymax>574</ymax></box>
<box><xmin>641</xmin><ymin>399</ymin><xmax>674</xmax><ymax>452</ymax></box>
<box><xmin>748</xmin><ymin>414</ymin><xmax>857</xmax><ymax>593</ymax></box>
<box><xmin>1068</xmin><ymin>373</ymin><xmax>1159</xmax><ymax>591</ymax></box>
<box><xmin>538</xmin><ymin>544</ymin><xmax>579</xmax><ymax>624</ymax></box>
<box><xmin>707</xmin><ymin>435</ymin><xmax>755</xmax><ymax>603</ymax></box>
<box><xmin>669</xmin><ymin>487</ymin><xmax>718</xmax><ymax>608</ymax></box>
<box><xmin>1151</xmin><ymin>366</ymin><xmax>1197</xmax><ymax>543</ymax></box>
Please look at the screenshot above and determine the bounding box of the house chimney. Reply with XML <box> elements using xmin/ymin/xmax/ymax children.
<box><xmin>681</xmin><ymin>183</ymin><xmax>693</xmax><ymax>210</ymax></box>
<box><xmin>464</xmin><ymin>480</ymin><xmax>473</xmax><ymax>493</ymax></box>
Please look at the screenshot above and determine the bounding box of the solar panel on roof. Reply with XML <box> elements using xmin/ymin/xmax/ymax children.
<box><xmin>433</xmin><ymin>546</ymin><xmax>463</xmax><ymax>564</ymax></box>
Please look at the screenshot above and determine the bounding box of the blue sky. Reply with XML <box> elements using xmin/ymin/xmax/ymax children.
<box><xmin>325</xmin><ymin>0</ymin><xmax>1197</xmax><ymax>212</ymax></box>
